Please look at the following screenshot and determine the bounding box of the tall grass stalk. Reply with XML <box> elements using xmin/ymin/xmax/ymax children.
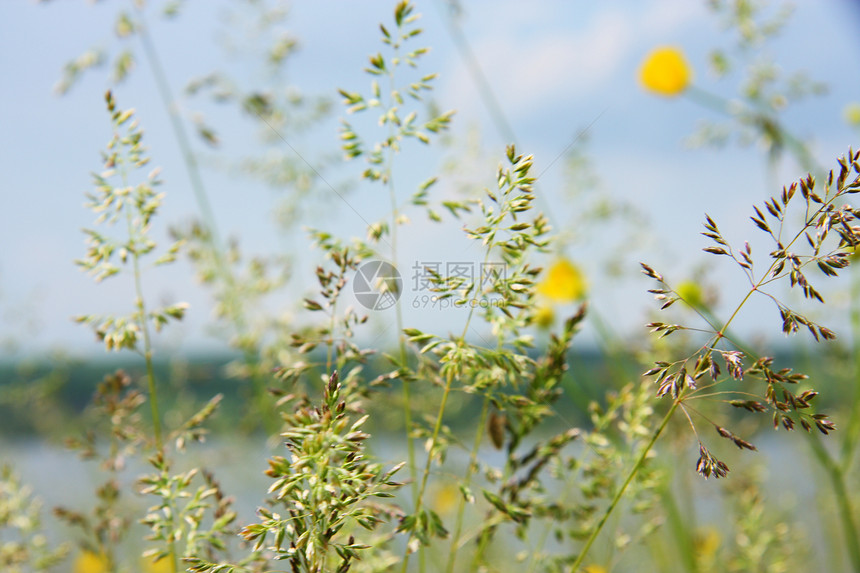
<box><xmin>574</xmin><ymin>157</ymin><xmax>858</xmax><ymax>568</ymax></box>
<box><xmin>137</xmin><ymin>12</ymin><xmax>276</xmax><ymax>435</ymax></box>
<box><xmin>404</xmin><ymin>236</ymin><xmax>492</xmax><ymax>571</ymax></box>
<box><xmin>126</xmin><ymin>187</ymin><xmax>164</xmax><ymax>454</ymax></box>
<box><xmin>806</xmin><ymin>434</ymin><xmax>860</xmax><ymax>571</ymax></box>
<box><xmin>842</xmin><ymin>262</ymin><xmax>860</xmax><ymax>467</ymax></box>
<box><xmin>73</xmin><ymin>91</ymin><xmax>185</xmax><ymax>573</ymax></box>
<box><xmin>118</xmin><ymin>104</ymin><xmax>177</xmax><ymax>573</ymax></box>
<box><xmin>569</xmin><ymin>400</ymin><xmax>680</xmax><ymax>572</ymax></box>
<box><xmin>445</xmin><ymin>396</ymin><xmax>489</xmax><ymax>573</ymax></box>
<box><xmin>383</xmin><ymin>30</ymin><xmax>419</xmax><ymax>539</ymax></box>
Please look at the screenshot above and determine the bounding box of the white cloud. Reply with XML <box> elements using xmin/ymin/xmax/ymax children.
<box><xmin>439</xmin><ymin>0</ymin><xmax>707</xmax><ymax>122</ymax></box>
<box><xmin>641</xmin><ymin>0</ymin><xmax>706</xmax><ymax>37</ymax></box>
<box><xmin>443</xmin><ymin>8</ymin><xmax>632</xmax><ymax>117</ymax></box>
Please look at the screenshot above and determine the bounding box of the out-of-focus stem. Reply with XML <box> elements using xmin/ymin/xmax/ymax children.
<box><xmin>137</xmin><ymin>15</ymin><xmax>276</xmax><ymax>434</ymax></box>
<box><xmin>568</xmin><ymin>399</ymin><xmax>679</xmax><ymax>572</ymax></box>
<box><xmin>807</xmin><ymin>434</ymin><xmax>860</xmax><ymax>572</ymax></box>
<box><xmin>445</xmin><ymin>397</ymin><xmax>490</xmax><ymax>573</ymax></box>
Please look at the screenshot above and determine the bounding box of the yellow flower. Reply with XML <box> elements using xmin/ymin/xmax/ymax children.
<box><xmin>676</xmin><ymin>279</ymin><xmax>705</xmax><ymax>309</ymax></box>
<box><xmin>844</xmin><ymin>102</ymin><xmax>860</xmax><ymax>127</ymax></box>
<box><xmin>583</xmin><ymin>566</ymin><xmax>608</xmax><ymax>573</ymax></box>
<box><xmin>429</xmin><ymin>482</ymin><xmax>460</xmax><ymax>515</ymax></box>
<box><xmin>537</xmin><ymin>259</ymin><xmax>586</xmax><ymax>303</ymax></box>
<box><xmin>142</xmin><ymin>555</ymin><xmax>174</xmax><ymax>573</ymax></box>
<box><xmin>534</xmin><ymin>305</ymin><xmax>555</xmax><ymax>329</ymax></box>
<box><xmin>73</xmin><ymin>551</ymin><xmax>109</xmax><ymax>573</ymax></box>
<box><xmin>639</xmin><ymin>46</ymin><xmax>692</xmax><ymax>97</ymax></box>
<box><xmin>693</xmin><ymin>527</ymin><xmax>721</xmax><ymax>560</ymax></box>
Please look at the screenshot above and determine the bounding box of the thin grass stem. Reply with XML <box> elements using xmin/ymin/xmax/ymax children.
<box><xmin>137</xmin><ymin>14</ymin><xmax>277</xmax><ymax>435</ymax></box>
<box><xmin>445</xmin><ymin>396</ymin><xmax>490</xmax><ymax>573</ymax></box>
<box><xmin>125</xmin><ymin>190</ymin><xmax>176</xmax><ymax>573</ymax></box>
<box><xmin>806</xmin><ymin>433</ymin><xmax>860</xmax><ymax>571</ymax></box>
<box><xmin>568</xmin><ymin>399</ymin><xmax>680</xmax><ymax>572</ymax></box>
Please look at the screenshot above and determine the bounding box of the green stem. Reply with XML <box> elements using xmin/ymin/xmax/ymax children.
<box><xmin>416</xmin><ymin>369</ymin><xmax>456</xmax><ymax>504</ymax></box>
<box><xmin>806</xmin><ymin>433</ymin><xmax>860</xmax><ymax>571</ymax></box>
<box><xmin>697</xmin><ymin>306</ymin><xmax>756</xmax><ymax>358</ymax></box>
<box><xmin>125</xmin><ymin>201</ymin><xmax>176</xmax><ymax>573</ymax></box>
<box><xmin>437</xmin><ymin>3</ymin><xmax>516</xmax><ymax>145</ymax></box>
<box><xmin>526</xmin><ymin>440</ymin><xmax>587</xmax><ymax>573</ymax></box>
<box><xmin>660</xmin><ymin>485</ymin><xmax>699</xmax><ymax>573</ymax></box>
<box><xmin>136</xmin><ymin>305</ymin><xmax>176</xmax><ymax>573</ymax></box>
<box><xmin>137</xmin><ymin>15</ymin><xmax>277</xmax><ymax>435</ymax></box>
<box><xmin>140</xmin><ymin>314</ymin><xmax>163</xmax><ymax>452</ymax></box>
<box><xmin>525</xmin><ymin>523</ymin><xmax>551</xmax><ymax>573</ymax></box>
<box><xmin>398</xmin><ymin>333</ymin><xmax>417</xmax><ymax>503</ymax></box>
<box><xmin>365</xmin><ymin>21</ymin><xmax>432</xmax><ymax>567</ymax></box>
<box><xmin>388</xmin><ymin>133</ymin><xmax>417</xmax><ymax>501</ymax></box>
<box><xmin>436</xmin><ymin>2</ymin><xmax>566</xmax><ymax>227</ymax></box>
<box><xmin>401</xmin><ymin>368</ymin><xmax>458</xmax><ymax>573</ymax></box>
<box><xmin>445</xmin><ymin>397</ymin><xmax>490</xmax><ymax>573</ymax></box>
<box><xmin>326</xmin><ymin>301</ymin><xmax>337</xmax><ymax>374</ymax></box>
<box><xmin>841</xmin><ymin>262</ymin><xmax>860</xmax><ymax>469</ymax></box>
<box><xmin>576</xmin><ymin>220</ymin><xmax>810</xmax><ymax>572</ymax></box>
<box><xmin>685</xmin><ymin>86</ymin><xmax>731</xmax><ymax>116</ymax></box>
<box><xmin>379</xmin><ymin>32</ymin><xmax>420</xmax><ymax>573</ymax></box>
<box><xmin>685</xmin><ymin>86</ymin><xmax>823</xmax><ymax>174</ymax></box>
<box><xmin>137</xmin><ymin>20</ymin><xmax>221</xmax><ymax>252</ymax></box>
<box><xmin>692</xmin><ymin>206</ymin><xmax>860</xmax><ymax>573</ymax></box>
<box><xmin>472</xmin><ymin>516</ymin><xmax>492</xmax><ymax>569</ymax></box>
<box><xmin>473</xmin><ymin>423</ymin><xmax>519</xmax><ymax>572</ymax></box>
<box><xmin>122</xmin><ymin>181</ymin><xmax>163</xmax><ymax>452</ymax></box>
<box><xmin>704</xmin><ymin>282</ymin><xmax>860</xmax><ymax>573</ymax></box>
<box><xmin>568</xmin><ymin>399</ymin><xmax>680</xmax><ymax>572</ymax></box>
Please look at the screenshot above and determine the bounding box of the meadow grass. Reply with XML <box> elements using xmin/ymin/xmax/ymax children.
<box><xmin>2</xmin><ymin>1</ymin><xmax>860</xmax><ymax>572</ymax></box>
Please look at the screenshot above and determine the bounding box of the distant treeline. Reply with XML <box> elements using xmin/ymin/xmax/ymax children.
<box><xmin>0</xmin><ymin>346</ymin><xmax>840</xmax><ymax>437</ymax></box>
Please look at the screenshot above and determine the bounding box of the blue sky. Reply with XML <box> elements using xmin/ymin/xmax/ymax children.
<box><xmin>1</xmin><ymin>0</ymin><xmax>859</xmax><ymax>357</ymax></box>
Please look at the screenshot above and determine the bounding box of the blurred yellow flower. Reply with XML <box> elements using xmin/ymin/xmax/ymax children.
<box><xmin>142</xmin><ymin>555</ymin><xmax>174</xmax><ymax>573</ymax></box>
<box><xmin>676</xmin><ymin>279</ymin><xmax>705</xmax><ymax>308</ymax></box>
<box><xmin>429</xmin><ymin>482</ymin><xmax>460</xmax><ymax>515</ymax></box>
<box><xmin>537</xmin><ymin>259</ymin><xmax>586</xmax><ymax>303</ymax></box>
<box><xmin>844</xmin><ymin>102</ymin><xmax>860</xmax><ymax>126</ymax></box>
<box><xmin>583</xmin><ymin>565</ymin><xmax>608</xmax><ymax>573</ymax></box>
<box><xmin>73</xmin><ymin>551</ymin><xmax>109</xmax><ymax>573</ymax></box>
<box><xmin>534</xmin><ymin>305</ymin><xmax>555</xmax><ymax>328</ymax></box>
<box><xmin>694</xmin><ymin>527</ymin><xmax>721</xmax><ymax>560</ymax></box>
<box><xmin>640</xmin><ymin>46</ymin><xmax>692</xmax><ymax>97</ymax></box>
